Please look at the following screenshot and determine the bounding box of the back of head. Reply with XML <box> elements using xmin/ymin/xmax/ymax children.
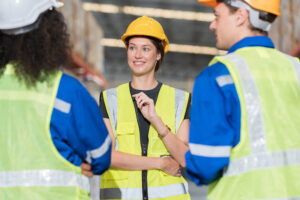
<box><xmin>0</xmin><ymin>0</ymin><xmax>71</xmax><ymax>87</ymax></box>
<box><xmin>198</xmin><ymin>0</ymin><xmax>280</xmax><ymax>33</ymax></box>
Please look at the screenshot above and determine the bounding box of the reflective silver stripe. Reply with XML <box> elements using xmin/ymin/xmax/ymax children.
<box><xmin>101</xmin><ymin>182</ymin><xmax>188</xmax><ymax>199</ymax></box>
<box><xmin>255</xmin><ymin>197</ymin><xmax>300</xmax><ymax>200</ymax></box>
<box><xmin>285</xmin><ymin>54</ymin><xmax>300</xmax><ymax>89</ymax></box>
<box><xmin>224</xmin><ymin>149</ymin><xmax>300</xmax><ymax>176</ymax></box>
<box><xmin>89</xmin><ymin>175</ymin><xmax>101</xmax><ymax>200</ymax></box>
<box><xmin>189</xmin><ymin>143</ymin><xmax>231</xmax><ymax>157</ymax></box>
<box><xmin>208</xmin><ymin>198</ymin><xmax>300</xmax><ymax>200</ymax></box>
<box><xmin>106</xmin><ymin>88</ymin><xmax>118</xmax><ymax>133</ymax></box>
<box><xmin>105</xmin><ymin>88</ymin><xmax>119</xmax><ymax>150</ymax></box>
<box><xmin>85</xmin><ymin>135</ymin><xmax>112</xmax><ymax>163</ymax></box>
<box><xmin>0</xmin><ymin>91</ymin><xmax>49</xmax><ymax>105</ymax></box>
<box><xmin>216</xmin><ymin>75</ymin><xmax>234</xmax><ymax>87</ymax></box>
<box><xmin>175</xmin><ymin>88</ymin><xmax>187</xmax><ymax>132</ymax></box>
<box><xmin>0</xmin><ymin>170</ymin><xmax>89</xmax><ymax>191</ymax></box>
<box><xmin>224</xmin><ymin>53</ymin><xmax>266</xmax><ymax>153</ymax></box>
<box><xmin>148</xmin><ymin>182</ymin><xmax>188</xmax><ymax>199</ymax></box>
<box><xmin>53</xmin><ymin>98</ymin><xmax>71</xmax><ymax>114</ymax></box>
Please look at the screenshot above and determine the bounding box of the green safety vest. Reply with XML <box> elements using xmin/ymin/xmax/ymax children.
<box><xmin>207</xmin><ymin>47</ymin><xmax>300</xmax><ymax>200</ymax></box>
<box><xmin>101</xmin><ymin>83</ymin><xmax>190</xmax><ymax>200</ymax></box>
<box><xmin>0</xmin><ymin>64</ymin><xmax>90</xmax><ymax>200</ymax></box>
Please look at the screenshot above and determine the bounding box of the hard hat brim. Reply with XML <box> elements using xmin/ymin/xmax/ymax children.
<box><xmin>197</xmin><ymin>0</ymin><xmax>218</xmax><ymax>8</ymax></box>
<box><xmin>121</xmin><ymin>33</ymin><xmax>169</xmax><ymax>53</ymax></box>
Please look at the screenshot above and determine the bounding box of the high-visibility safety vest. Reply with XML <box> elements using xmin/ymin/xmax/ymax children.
<box><xmin>101</xmin><ymin>83</ymin><xmax>190</xmax><ymax>200</ymax></box>
<box><xmin>0</xmin><ymin>64</ymin><xmax>90</xmax><ymax>200</ymax></box>
<box><xmin>207</xmin><ymin>47</ymin><xmax>300</xmax><ymax>200</ymax></box>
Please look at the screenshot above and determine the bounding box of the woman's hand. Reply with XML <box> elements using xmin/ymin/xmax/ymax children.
<box><xmin>132</xmin><ymin>92</ymin><xmax>158</xmax><ymax>122</ymax></box>
<box><xmin>158</xmin><ymin>156</ymin><xmax>182</xmax><ymax>177</ymax></box>
<box><xmin>81</xmin><ymin>162</ymin><xmax>94</xmax><ymax>177</ymax></box>
<box><xmin>132</xmin><ymin>92</ymin><xmax>170</xmax><ymax>138</ymax></box>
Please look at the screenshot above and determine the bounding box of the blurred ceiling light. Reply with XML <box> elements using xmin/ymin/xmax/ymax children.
<box><xmin>83</xmin><ymin>3</ymin><xmax>214</xmax><ymax>22</ymax></box>
<box><xmin>122</xmin><ymin>6</ymin><xmax>214</xmax><ymax>22</ymax></box>
<box><xmin>101</xmin><ymin>38</ymin><xmax>124</xmax><ymax>48</ymax></box>
<box><xmin>101</xmin><ymin>38</ymin><xmax>226</xmax><ymax>56</ymax></box>
<box><xmin>169</xmin><ymin>44</ymin><xmax>226</xmax><ymax>55</ymax></box>
<box><xmin>83</xmin><ymin>3</ymin><xmax>119</xmax><ymax>13</ymax></box>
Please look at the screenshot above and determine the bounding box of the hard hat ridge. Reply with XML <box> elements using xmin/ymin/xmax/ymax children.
<box><xmin>197</xmin><ymin>0</ymin><xmax>281</xmax><ymax>16</ymax></box>
<box><xmin>0</xmin><ymin>0</ymin><xmax>64</xmax><ymax>35</ymax></box>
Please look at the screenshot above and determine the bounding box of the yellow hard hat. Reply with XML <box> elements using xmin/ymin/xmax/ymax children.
<box><xmin>197</xmin><ymin>0</ymin><xmax>281</xmax><ymax>16</ymax></box>
<box><xmin>121</xmin><ymin>16</ymin><xmax>169</xmax><ymax>53</ymax></box>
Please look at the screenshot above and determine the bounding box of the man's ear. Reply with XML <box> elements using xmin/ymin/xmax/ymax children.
<box><xmin>235</xmin><ymin>8</ymin><xmax>249</xmax><ymax>27</ymax></box>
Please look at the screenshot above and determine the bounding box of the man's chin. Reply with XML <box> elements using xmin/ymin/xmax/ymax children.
<box><xmin>216</xmin><ymin>43</ymin><xmax>229</xmax><ymax>51</ymax></box>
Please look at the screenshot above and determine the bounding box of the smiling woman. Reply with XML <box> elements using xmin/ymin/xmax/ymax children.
<box><xmin>98</xmin><ymin>16</ymin><xmax>192</xmax><ymax>200</ymax></box>
<box><xmin>127</xmin><ymin>37</ymin><xmax>162</xmax><ymax>77</ymax></box>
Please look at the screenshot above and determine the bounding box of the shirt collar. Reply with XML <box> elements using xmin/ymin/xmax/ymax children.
<box><xmin>228</xmin><ymin>36</ymin><xmax>275</xmax><ymax>54</ymax></box>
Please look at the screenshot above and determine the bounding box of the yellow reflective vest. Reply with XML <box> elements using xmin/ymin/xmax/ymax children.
<box><xmin>207</xmin><ymin>47</ymin><xmax>300</xmax><ymax>200</ymax></box>
<box><xmin>101</xmin><ymin>83</ymin><xmax>191</xmax><ymax>200</ymax></box>
<box><xmin>0</xmin><ymin>64</ymin><xmax>90</xmax><ymax>200</ymax></box>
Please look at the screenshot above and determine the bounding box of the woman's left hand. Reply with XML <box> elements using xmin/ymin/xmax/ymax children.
<box><xmin>132</xmin><ymin>92</ymin><xmax>157</xmax><ymax>122</ymax></box>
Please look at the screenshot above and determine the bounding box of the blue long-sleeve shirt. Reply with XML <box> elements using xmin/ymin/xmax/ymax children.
<box><xmin>185</xmin><ymin>36</ymin><xmax>275</xmax><ymax>185</ymax></box>
<box><xmin>50</xmin><ymin>73</ymin><xmax>111</xmax><ymax>175</ymax></box>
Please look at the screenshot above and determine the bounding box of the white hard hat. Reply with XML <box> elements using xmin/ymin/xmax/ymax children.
<box><xmin>0</xmin><ymin>0</ymin><xmax>63</xmax><ymax>34</ymax></box>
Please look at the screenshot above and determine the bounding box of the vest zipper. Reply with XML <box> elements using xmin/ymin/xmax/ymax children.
<box><xmin>142</xmin><ymin>144</ymin><xmax>148</xmax><ymax>200</ymax></box>
<box><xmin>133</xmin><ymin>98</ymin><xmax>149</xmax><ymax>200</ymax></box>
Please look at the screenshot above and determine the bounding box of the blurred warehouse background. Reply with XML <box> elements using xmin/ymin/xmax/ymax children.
<box><xmin>60</xmin><ymin>0</ymin><xmax>300</xmax><ymax>98</ymax></box>
<box><xmin>59</xmin><ymin>0</ymin><xmax>300</xmax><ymax>198</ymax></box>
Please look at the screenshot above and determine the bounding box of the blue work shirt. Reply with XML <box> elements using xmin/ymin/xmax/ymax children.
<box><xmin>50</xmin><ymin>73</ymin><xmax>111</xmax><ymax>175</ymax></box>
<box><xmin>185</xmin><ymin>36</ymin><xmax>275</xmax><ymax>185</ymax></box>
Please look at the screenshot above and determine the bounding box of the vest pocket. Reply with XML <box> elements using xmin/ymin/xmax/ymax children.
<box><xmin>149</xmin><ymin>135</ymin><xmax>170</xmax><ymax>156</ymax></box>
<box><xmin>116</xmin><ymin>122</ymin><xmax>135</xmax><ymax>153</ymax></box>
<box><xmin>101</xmin><ymin>168</ymin><xmax>128</xmax><ymax>181</ymax></box>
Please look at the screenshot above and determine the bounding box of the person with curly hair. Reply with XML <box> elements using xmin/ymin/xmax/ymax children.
<box><xmin>0</xmin><ymin>1</ymin><xmax>111</xmax><ymax>199</ymax></box>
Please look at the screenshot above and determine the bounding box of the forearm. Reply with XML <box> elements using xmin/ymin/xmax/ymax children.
<box><xmin>110</xmin><ymin>150</ymin><xmax>161</xmax><ymax>170</ymax></box>
<box><xmin>161</xmin><ymin>132</ymin><xmax>189</xmax><ymax>167</ymax></box>
<box><xmin>132</xmin><ymin>92</ymin><xmax>189</xmax><ymax>167</ymax></box>
<box><xmin>151</xmin><ymin>116</ymin><xmax>189</xmax><ymax>167</ymax></box>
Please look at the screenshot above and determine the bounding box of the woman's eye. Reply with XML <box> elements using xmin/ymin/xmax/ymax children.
<box><xmin>143</xmin><ymin>48</ymin><xmax>150</xmax><ymax>51</ymax></box>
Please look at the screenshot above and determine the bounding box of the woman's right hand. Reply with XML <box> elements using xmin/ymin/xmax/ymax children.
<box><xmin>159</xmin><ymin>157</ymin><xmax>181</xmax><ymax>177</ymax></box>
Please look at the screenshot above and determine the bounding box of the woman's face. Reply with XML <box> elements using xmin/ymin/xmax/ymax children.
<box><xmin>127</xmin><ymin>37</ymin><xmax>161</xmax><ymax>77</ymax></box>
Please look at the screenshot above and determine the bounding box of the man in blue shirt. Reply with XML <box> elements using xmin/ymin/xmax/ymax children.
<box><xmin>185</xmin><ymin>0</ymin><xmax>300</xmax><ymax>199</ymax></box>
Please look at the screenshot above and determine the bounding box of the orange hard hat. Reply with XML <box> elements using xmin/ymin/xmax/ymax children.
<box><xmin>121</xmin><ymin>16</ymin><xmax>169</xmax><ymax>53</ymax></box>
<box><xmin>197</xmin><ymin>0</ymin><xmax>281</xmax><ymax>16</ymax></box>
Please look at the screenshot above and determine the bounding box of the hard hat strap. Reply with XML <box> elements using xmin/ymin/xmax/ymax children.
<box><xmin>224</xmin><ymin>0</ymin><xmax>272</xmax><ymax>32</ymax></box>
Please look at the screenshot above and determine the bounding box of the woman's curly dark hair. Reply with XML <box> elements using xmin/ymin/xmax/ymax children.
<box><xmin>0</xmin><ymin>9</ymin><xmax>72</xmax><ymax>87</ymax></box>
